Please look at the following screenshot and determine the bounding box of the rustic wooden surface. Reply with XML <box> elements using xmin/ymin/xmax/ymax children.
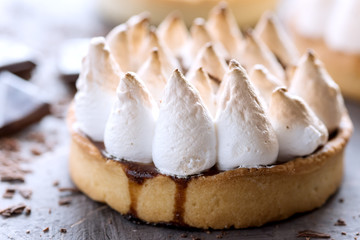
<box><xmin>0</xmin><ymin>0</ymin><xmax>360</xmax><ymax>239</ymax></box>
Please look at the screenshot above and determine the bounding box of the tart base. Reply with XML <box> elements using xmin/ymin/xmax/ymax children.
<box><xmin>68</xmin><ymin>108</ymin><xmax>352</xmax><ymax>229</ymax></box>
<box><xmin>290</xmin><ymin>30</ymin><xmax>360</xmax><ymax>101</ymax></box>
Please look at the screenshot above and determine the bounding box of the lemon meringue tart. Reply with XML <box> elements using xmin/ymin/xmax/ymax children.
<box><xmin>282</xmin><ymin>0</ymin><xmax>360</xmax><ymax>101</ymax></box>
<box><xmin>68</xmin><ymin>4</ymin><xmax>353</xmax><ymax>229</ymax></box>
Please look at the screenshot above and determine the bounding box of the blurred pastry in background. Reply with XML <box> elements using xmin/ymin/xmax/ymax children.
<box><xmin>98</xmin><ymin>0</ymin><xmax>279</xmax><ymax>27</ymax></box>
<box><xmin>281</xmin><ymin>0</ymin><xmax>360</xmax><ymax>100</ymax></box>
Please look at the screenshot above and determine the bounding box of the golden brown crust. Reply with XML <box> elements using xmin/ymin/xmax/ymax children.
<box><xmin>67</xmin><ymin>106</ymin><xmax>353</xmax><ymax>229</ymax></box>
<box><xmin>290</xmin><ymin>29</ymin><xmax>360</xmax><ymax>101</ymax></box>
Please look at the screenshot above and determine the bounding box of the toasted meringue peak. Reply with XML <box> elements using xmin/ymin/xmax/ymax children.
<box><xmin>106</xmin><ymin>24</ymin><xmax>131</xmax><ymax>72</ymax></box>
<box><xmin>137</xmin><ymin>48</ymin><xmax>167</xmax><ymax>104</ymax></box>
<box><xmin>74</xmin><ymin>37</ymin><xmax>122</xmax><ymax>141</ymax></box>
<box><xmin>269</xmin><ymin>88</ymin><xmax>328</xmax><ymax>161</ymax></box>
<box><xmin>206</xmin><ymin>2</ymin><xmax>242</xmax><ymax>58</ymax></box>
<box><xmin>186</xmin><ymin>43</ymin><xmax>227</xmax><ymax>90</ymax></box>
<box><xmin>153</xmin><ymin>69</ymin><xmax>216</xmax><ymax>176</ymax></box>
<box><xmin>249</xmin><ymin>64</ymin><xmax>284</xmax><ymax>106</ymax></box>
<box><xmin>216</xmin><ymin>66</ymin><xmax>279</xmax><ymax>169</ymax></box>
<box><xmin>289</xmin><ymin>50</ymin><xmax>345</xmax><ymax>133</ymax></box>
<box><xmin>126</xmin><ymin>12</ymin><xmax>150</xmax><ymax>69</ymax></box>
<box><xmin>157</xmin><ymin>12</ymin><xmax>189</xmax><ymax>55</ymax></box>
<box><xmin>189</xmin><ymin>18</ymin><xmax>228</xmax><ymax>60</ymax></box>
<box><xmin>104</xmin><ymin>72</ymin><xmax>158</xmax><ymax>163</ymax></box>
<box><xmin>188</xmin><ymin>67</ymin><xmax>216</xmax><ymax>117</ymax></box>
<box><xmin>142</xmin><ymin>30</ymin><xmax>179</xmax><ymax>78</ymax></box>
<box><xmin>216</xmin><ymin>59</ymin><xmax>241</xmax><ymax>100</ymax></box>
<box><xmin>239</xmin><ymin>32</ymin><xmax>285</xmax><ymax>81</ymax></box>
<box><xmin>254</xmin><ymin>12</ymin><xmax>299</xmax><ymax>67</ymax></box>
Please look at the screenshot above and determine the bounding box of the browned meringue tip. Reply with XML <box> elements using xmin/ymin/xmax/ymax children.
<box><xmin>229</xmin><ymin>59</ymin><xmax>241</xmax><ymax>70</ymax></box>
<box><xmin>212</xmin><ymin>1</ymin><xmax>229</xmax><ymax>15</ymax></box>
<box><xmin>127</xmin><ymin>11</ymin><xmax>150</xmax><ymax>25</ymax></box>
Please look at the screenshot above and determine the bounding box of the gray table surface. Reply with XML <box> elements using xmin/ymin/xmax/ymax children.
<box><xmin>0</xmin><ymin>0</ymin><xmax>359</xmax><ymax>239</ymax></box>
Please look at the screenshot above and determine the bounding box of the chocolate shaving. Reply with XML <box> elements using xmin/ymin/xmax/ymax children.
<box><xmin>341</xmin><ymin>232</ymin><xmax>346</xmax><ymax>235</ymax></box>
<box><xmin>58</xmin><ymin>197</ymin><xmax>72</xmax><ymax>206</ymax></box>
<box><xmin>60</xmin><ymin>228</ymin><xmax>67</xmax><ymax>233</ymax></box>
<box><xmin>338</xmin><ymin>198</ymin><xmax>344</xmax><ymax>203</ymax></box>
<box><xmin>19</xmin><ymin>189</ymin><xmax>32</xmax><ymax>199</ymax></box>
<box><xmin>0</xmin><ymin>203</ymin><xmax>26</xmax><ymax>217</ymax></box>
<box><xmin>43</xmin><ymin>227</ymin><xmax>49</xmax><ymax>233</ymax></box>
<box><xmin>58</xmin><ymin>187</ymin><xmax>80</xmax><ymax>193</ymax></box>
<box><xmin>334</xmin><ymin>218</ymin><xmax>346</xmax><ymax>226</ymax></box>
<box><xmin>296</xmin><ymin>230</ymin><xmax>331</xmax><ymax>238</ymax></box>
<box><xmin>1</xmin><ymin>173</ymin><xmax>25</xmax><ymax>183</ymax></box>
<box><xmin>26</xmin><ymin>230</ymin><xmax>30</xmax><ymax>234</ymax></box>
<box><xmin>2</xmin><ymin>188</ymin><xmax>16</xmax><ymax>199</ymax></box>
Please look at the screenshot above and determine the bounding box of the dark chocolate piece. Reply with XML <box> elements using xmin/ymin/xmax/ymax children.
<box><xmin>296</xmin><ymin>230</ymin><xmax>331</xmax><ymax>238</ymax></box>
<box><xmin>58</xmin><ymin>187</ymin><xmax>80</xmax><ymax>193</ymax></box>
<box><xmin>58</xmin><ymin>197</ymin><xmax>72</xmax><ymax>206</ymax></box>
<box><xmin>57</xmin><ymin>38</ymin><xmax>90</xmax><ymax>83</ymax></box>
<box><xmin>0</xmin><ymin>203</ymin><xmax>26</xmax><ymax>217</ymax></box>
<box><xmin>0</xmin><ymin>38</ymin><xmax>37</xmax><ymax>79</ymax></box>
<box><xmin>0</xmin><ymin>71</ymin><xmax>50</xmax><ymax>137</ymax></box>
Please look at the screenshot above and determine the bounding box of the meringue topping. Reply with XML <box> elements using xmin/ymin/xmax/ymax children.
<box><xmin>126</xmin><ymin>12</ymin><xmax>150</xmax><ymax>53</ymax></box>
<box><xmin>186</xmin><ymin>43</ymin><xmax>227</xmax><ymax>91</ymax></box>
<box><xmin>137</xmin><ymin>48</ymin><xmax>167</xmax><ymax>104</ymax></box>
<box><xmin>269</xmin><ymin>88</ymin><xmax>328</xmax><ymax>162</ymax></box>
<box><xmin>249</xmin><ymin>64</ymin><xmax>284</xmax><ymax>107</ymax></box>
<box><xmin>142</xmin><ymin>30</ymin><xmax>179</xmax><ymax>78</ymax></box>
<box><xmin>216</xmin><ymin>66</ymin><xmax>279</xmax><ymax>170</ymax></box>
<box><xmin>206</xmin><ymin>2</ymin><xmax>242</xmax><ymax>59</ymax></box>
<box><xmin>288</xmin><ymin>51</ymin><xmax>345</xmax><ymax>133</ymax></box>
<box><xmin>239</xmin><ymin>32</ymin><xmax>285</xmax><ymax>81</ymax></box>
<box><xmin>104</xmin><ymin>72</ymin><xmax>158</xmax><ymax>163</ymax></box>
<box><xmin>74</xmin><ymin>37</ymin><xmax>122</xmax><ymax>141</ymax></box>
<box><xmin>106</xmin><ymin>24</ymin><xmax>131</xmax><ymax>72</ymax></box>
<box><xmin>188</xmin><ymin>67</ymin><xmax>216</xmax><ymax>117</ymax></box>
<box><xmin>254</xmin><ymin>12</ymin><xmax>299</xmax><ymax>67</ymax></box>
<box><xmin>152</xmin><ymin>69</ymin><xmax>216</xmax><ymax>176</ymax></box>
<box><xmin>157</xmin><ymin>12</ymin><xmax>189</xmax><ymax>56</ymax></box>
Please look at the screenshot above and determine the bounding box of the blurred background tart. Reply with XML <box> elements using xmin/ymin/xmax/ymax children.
<box><xmin>280</xmin><ymin>0</ymin><xmax>360</xmax><ymax>101</ymax></box>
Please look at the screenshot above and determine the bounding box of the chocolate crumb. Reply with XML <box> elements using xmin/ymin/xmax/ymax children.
<box><xmin>60</xmin><ymin>228</ymin><xmax>67</xmax><ymax>233</ymax></box>
<box><xmin>216</xmin><ymin>234</ymin><xmax>223</xmax><ymax>239</ymax></box>
<box><xmin>339</xmin><ymin>198</ymin><xmax>344</xmax><ymax>203</ymax></box>
<box><xmin>26</xmin><ymin>230</ymin><xmax>30</xmax><ymax>234</ymax></box>
<box><xmin>0</xmin><ymin>138</ymin><xmax>19</xmax><ymax>151</ymax></box>
<box><xmin>356</xmin><ymin>233</ymin><xmax>359</xmax><ymax>236</ymax></box>
<box><xmin>19</xmin><ymin>189</ymin><xmax>32</xmax><ymax>199</ymax></box>
<box><xmin>1</xmin><ymin>174</ymin><xmax>25</xmax><ymax>183</ymax></box>
<box><xmin>3</xmin><ymin>188</ymin><xmax>16</xmax><ymax>199</ymax></box>
<box><xmin>180</xmin><ymin>233</ymin><xmax>187</xmax><ymax>238</ymax></box>
<box><xmin>43</xmin><ymin>227</ymin><xmax>49</xmax><ymax>233</ymax></box>
<box><xmin>30</xmin><ymin>147</ymin><xmax>42</xmax><ymax>156</ymax></box>
<box><xmin>341</xmin><ymin>232</ymin><xmax>346</xmax><ymax>236</ymax></box>
<box><xmin>48</xmin><ymin>208</ymin><xmax>52</xmax><ymax>214</ymax></box>
<box><xmin>0</xmin><ymin>203</ymin><xmax>26</xmax><ymax>217</ymax></box>
<box><xmin>53</xmin><ymin>180</ymin><xmax>59</xmax><ymax>187</ymax></box>
<box><xmin>296</xmin><ymin>230</ymin><xmax>331</xmax><ymax>238</ymax></box>
<box><xmin>334</xmin><ymin>218</ymin><xmax>346</xmax><ymax>226</ymax></box>
<box><xmin>25</xmin><ymin>206</ymin><xmax>31</xmax><ymax>215</ymax></box>
<box><xmin>58</xmin><ymin>197</ymin><xmax>72</xmax><ymax>206</ymax></box>
<box><xmin>58</xmin><ymin>187</ymin><xmax>80</xmax><ymax>193</ymax></box>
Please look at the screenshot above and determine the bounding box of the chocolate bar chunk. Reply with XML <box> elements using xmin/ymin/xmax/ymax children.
<box><xmin>0</xmin><ymin>38</ymin><xmax>37</xmax><ymax>80</ymax></box>
<box><xmin>57</xmin><ymin>38</ymin><xmax>90</xmax><ymax>83</ymax></box>
<box><xmin>0</xmin><ymin>72</ymin><xmax>50</xmax><ymax>136</ymax></box>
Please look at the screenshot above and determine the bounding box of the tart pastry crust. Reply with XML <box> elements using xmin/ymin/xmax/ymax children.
<box><xmin>68</xmin><ymin>105</ymin><xmax>353</xmax><ymax>229</ymax></box>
